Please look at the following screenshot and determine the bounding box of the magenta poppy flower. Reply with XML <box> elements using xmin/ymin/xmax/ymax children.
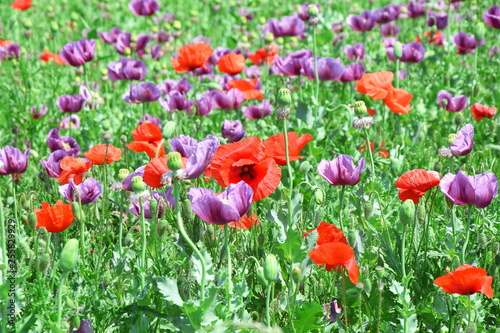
<box><xmin>98</xmin><ymin>27</ymin><xmax>122</xmax><ymax>44</ymax></box>
<box><xmin>407</xmin><ymin>0</ymin><xmax>425</xmax><ymax>18</ymax></box>
<box><xmin>295</xmin><ymin>3</ymin><xmax>321</xmax><ymax>22</ymax></box>
<box><xmin>373</xmin><ymin>4</ymin><xmax>400</xmax><ymax>24</ymax></box>
<box><xmin>318</xmin><ymin>154</ymin><xmax>365</xmax><ymax>186</ymax></box>
<box><xmin>0</xmin><ymin>146</ymin><xmax>30</xmax><ymax>176</ymax></box>
<box><xmin>346</xmin><ymin>10</ymin><xmax>375</xmax><ymax>32</ymax></box>
<box><xmin>159</xmin><ymin>91</ymin><xmax>192</xmax><ymax>113</ymax></box>
<box><xmin>453</xmin><ymin>32</ymin><xmax>484</xmax><ymax>55</ymax></box>
<box><xmin>31</xmin><ymin>105</ymin><xmax>47</xmax><ymax>119</ymax></box>
<box><xmin>450</xmin><ymin>124</ymin><xmax>474</xmax><ymax>156</ymax></box>
<box><xmin>387</xmin><ymin>42</ymin><xmax>425</xmax><ymax>63</ymax></box>
<box><xmin>59</xmin><ymin>178</ymin><xmax>102</xmax><ymax>205</ymax></box>
<box><xmin>437</xmin><ymin>90</ymin><xmax>468</xmax><ymax>112</ymax></box>
<box><xmin>0</xmin><ymin>43</ymin><xmax>20</xmax><ymax>60</ymax></box>
<box><xmin>428</xmin><ymin>11</ymin><xmax>448</xmax><ymax>30</ymax></box>
<box><xmin>158</xmin><ymin>77</ymin><xmax>192</xmax><ymax>95</ymax></box>
<box><xmin>221</xmin><ymin>120</ymin><xmax>245</xmax><ymax>143</ymax></box>
<box><xmin>303</xmin><ymin>57</ymin><xmax>345</xmax><ymax>81</ymax></box>
<box><xmin>264</xmin><ymin>15</ymin><xmax>306</xmax><ymax>39</ymax></box>
<box><xmin>440</xmin><ymin>171</ymin><xmax>498</xmax><ymax>208</ymax></box>
<box><xmin>57</xmin><ymin>94</ymin><xmax>86</xmax><ymax>113</ymax></box>
<box><xmin>483</xmin><ymin>6</ymin><xmax>500</xmax><ymax>29</ymax></box>
<box><xmin>124</xmin><ymin>82</ymin><xmax>161</xmax><ymax>103</ymax></box>
<box><xmin>208</xmin><ymin>89</ymin><xmax>244</xmax><ymax>110</ymax></box>
<box><xmin>130</xmin><ymin>190</ymin><xmax>174</xmax><ymax>219</ymax></box>
<box><xmin>380</xmin><ymin>23</ymin><xmax>400</xmax><ymax>36</ymax></box>
<box><xmin>60</xmin><ymin>39</ymin><xmax>95</xmax><ymax>67</ymax></box>
<box><xmin>339</xmin><ymin>63</ymin><xmax>366</xmax><ymax>82</ymax></box>
<box><xmin>40</xmin><ymin>150</ymin><xmax>68</xmax><ymax>178</ymax></box>
<box><xmin>344</xmin><ymin>43</ymin><xmax>365</xmax><ymax>61</ymax></box>
<box><xmin>272</xmin><ymin>49</ymin><xmax>312</xmax><ymax>76</ymax></box>
<box><xmin>242</xmin><ymin>99</ymin><xmax>272</xmax><ymax>119</ymax></box>
<box><xmin>128</xmin><ymin>0</ymin><xmax>160</xmax><ymax>16</ymax></box>
<box><xmin>59</xmin><ymin>115</ymin><xmax>81</xmax><ymax>130</ymax></box>
<box><xmin>169</xmin><ymin>135</ymin><xmax>219</xmax><ymax>180</ymax></box>
<box><xmin>47</xmin><ymin>128</ymin><xmax>81</xmax><ymax>156</ymax></box>
<box><xmin>188</xmin><ymin>181</ymin><xmax>253</xmax><ymax>225</ymax></box>
<box><xmin>108</xmin><ymin>58</ymin><xmax>148</xmax><ymax>81</ymax></box>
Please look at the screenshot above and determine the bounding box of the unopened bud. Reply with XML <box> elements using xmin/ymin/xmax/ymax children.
<box><xmin>72</xmin><ymin>202</ymin><xmax>84</xmax><ymax>221</ymax></box>
<box><xmin>256</xmin><ymin>267</ymin><xmax>268</xmax><ymax>287</ymax></box>
<box><xmin>37</xmin><ymin>253</ymin><xmax>51</xmax><ymax>272</ymax></box>
<box><xmin>277</xmin><ymin>88</ymin><xmax>292</xmax><ymax>106</ymax></box>
<box><xmin>394</xmin><ymin>42</ymin><xmax>403</xmax><ymax>59</ymax></box>
<box><xmin>167</xmin><ymin>152</ymin><xmax>183</xmax><ymax>171</ymax></box>
<box><xmin>263</xmin><ymin>254</ymin><xmax>279</xmax><ymax>282</ymax></box>
<box><xmin>156</xmin><ymin>219</ymin><xmax>169</xmax><ymax>238</ymax></box>
<box><xmin>399</xmin><ymin>200</ymin><xmax>415</xmax><ymax>226</ymax></box>
<box><xmin>363</xmin><ymin>200</ymin><xmax>373</xmax><ymax>219</ymax></box>
<box><xmin>28</xmin><ymin>212</ymin><xmax>37</xmax><ymax>229</ymax></box>
<box><xmin>264</xmin><ymin>32</ymin><xmax>275</xmax><ymax>43</ymax></box>
<box><xmin>312</xmin><ymin>186</ymin><xmax>325</xmax><ymax>205</ymax></box>
<box><xmin>292</xmin><ymin>266</ymin><xmax>301</xmax><ymax>283</ymax></box>
<box><xmin>59</xmin><ymin>239</ymin><xmax>79</xmax><ymax>272</ymax></box>
<box><xmin>299</xmin><ymin>161</ymin><xmax>311</xmax><ymax>174</ymax></box>
<box><xmin>162</xmin><ymin>121</ymin><xmax>176</xmax><ymax>139</ymax></box>
<box><xmin>474</xmin><ymin>23</ymin><xmax>486</xmax><ymax>41</ymax></box>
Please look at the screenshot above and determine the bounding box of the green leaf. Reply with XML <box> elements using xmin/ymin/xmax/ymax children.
<box><xmin>275</xmin><ymin>229</ymin><xmax>307</xmax><ymax>263</ymax></box>
<box><xmin>156</xmin><ymin>277</ymin><xmax>184</xmax><ymax>306</ymax></box>
<box><xmin>293</xmin><ymin>302</ymin><xmax>324</xmax><ymax>333</ymax></box>
<box><xmin>192</xmin><ymin>249</ymin><xmax>215</xmax><ymax>285</ymax></box>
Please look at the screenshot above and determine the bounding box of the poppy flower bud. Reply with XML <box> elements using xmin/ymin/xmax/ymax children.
<box><xmin>399</xmin><ymin>199</ymin><xmax>415</xmax><ymax>226</ymax></box>
<box><xmin>312</xmin><ymin>186</ymin><xmax>325</xmax><ymax>204</ymax></box>
<box><xmin>256</xmin><ymin>267</ymin><xmax>268</xmax><ymax>287</ymax></box>
<box><xmin>102</xmin><ymin>120</ymin><xmax>111</xmax><ymax>132</ymax></box>
<box><xmin>37</xmin><ymin>253</ymin><xmax>51</xmax><ymax>272</ymax></box>
<box><xmin>448</xmin><ymin>134</ymin><xmax>457</xmax><ymax>144</ymax></box>
<box><xmin>28</xmin><ymin>212</ymin><xmax>37</xmax><ymax>229</ymax></box>
<box><xmin>474</xmin><ymin>23</ymin><xmax>486</xmax><ymax>41</ymax></box>
<box><xmin>363</xmin><ymin>278</ymin><xmax>372</xmax><ymax>293</ymax></box>
<box><xmin>149</xmin><ymin>196</ymin><xmax>159</xmax><ymax>218</ymax></box>
<box><xmin>434</xmin><ymin>162</ymin><xmax>443</xmax><ymax>173</ymax></box>
<box><xmin>277</xmin><ymin>107</ymin><xmax>291</xmax><ymax>120</ymax></box>
<box><xmin>454</xmin><ymin>113</ymin><xmax>464</xmax><ymax>127</ymax></box>
<box><xmin>59</xmin><ymin>238</ymin><xmax>79</xmax><ymax>273</ymax></box>
<box><xmin>394</xmin><ymin>42</ymin><xmax>403</xmax><ymax>59</ymax></box>
<box><xmin>390</xmin><ymin>158</ymin><xmax>402</xmax><ymax>175</ymax></box>
<box><xmin>472</xmin><ymin>83</ymin><xmax>480</xmax><ymax>97</ymax></box>
<box><xmin>363</xmin><ymin>200</ymin><xmax>373</xmax><ymax>219</ymax></box>
<box><xmin>118</xmin><ymin>169</ymin><xmax>130</xmax><ymax>181</ymax></box>
<box><xmin>299</xmin><ymin>160</ymin><xmax>311</xmax><ymax>173</ymax></box>
<box><xmin>375</xmin><ymin>266</ymin><xmax>385</xmax><ymax>279</ymax></box>
<box><xmin>263</xmin><ymin>254</ymin><xmax>279</xmax><ymax>282</ymax></box>
<box><xmin>292</xmin><ymin>266</ymin><xmax>301</xmax><ymax>283</ymax></box>
<box><xmin>478</xmin><ymin>232</ymin><xmax>488</xmax><ymax>249</ymax></box>
<box><xmin>277</xmin><ymin>88</ymin><xmax>292</xmax><ymax>106</ymax></box>
<box><xmin>131</xmin><ymin>176</ymin><xmax>147</xmax><ymax>192</ymax></box>
<box><xmin>173</xmin><ymin>20</ymin><xmax>182</xmax><ymax>30</ymax></box>
<box><xmin>162</xmin><ymin>121</ymin><xmax>176</xmax><ymax>139</ymax></box>
<box><xmin>354</xmin><ymin>101</ymin><xmax>367</xmax><ymax>116</ymax></box>
<box><xmin>156</xmin><ymin>219</ymin><xmax>169</xmax><ymax>238</ymax></box>
<box><xmin>167</xmin><ymin>152</ymin><xmax>183</xmax><ymax>171</ymax></box>
<box><xmin>72</xmin><ymin>202</ymin><xmax>84</xmax><ymax>221</ymax></box>
<box><xmin>307</xmin><ymin>4</ymin><xmax>320</xmax><ymax>17</ymax></box>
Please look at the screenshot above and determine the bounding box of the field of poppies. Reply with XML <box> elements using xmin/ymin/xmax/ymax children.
<box><xmin>1</xmin><ymin>0</ymin><xmax>499</xmax><ymax>332</ymax></box>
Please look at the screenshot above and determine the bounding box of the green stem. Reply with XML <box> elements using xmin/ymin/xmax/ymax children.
<box><xmin>11</xmin><ymin>175</ymin><xmax>19</xmax><ymax>230</ymax></box>
<box><xmin>312</xmin><ymin>25</ymin><xmax>320</xmax><ymax>123</ymax></box>
<box><xmin>363</xmin><ymin>128</ymin><xmax>376</xmax><ymax>181</ymax></box>
<box><xmin>401</xmin><ymin>224</ymin><xmax>407</xmax><ymax>278</ymax></box>
<box><xmin>224</xmin><ymin>226</ymin><xmax>233</xmax><ymax>313</ymax></box>
<box><xmin>0</xmin><ymin>194</ymin><xmax>7</xmax><ymax>333</ymax></box>
<box><xmin>173</xmin><ymin>172</ymin><xmax>206</xmax><ymax>300</ymax></box>
<box><xmin>461</xmin><ymin>205</ymin><xmax>473</xmax><ymax>264</ymax></box>
<box><xmin>139</xmin><ymin>198</ymin><xmax>146</xmax><ymax>293</ymax></box>
<box><xmin>265</xmin><ymin>283</ymin><xmax>273</xmax><ymax>326</ymax></box>
<box><xmin>283</xmin><ymin>119</ymin><xmax>294</xmax><ymax>231</ymax></box>
<box><xmin>56</xmin><ymin>272</ymin><xmax>69</xmax><ymax>329</ymax></box>
<box><xmin>395</xmin><ymin>60</ymin><xmax>400</xmax><ymax>89</ymax></box>
<box><xmin>338</xmin><ymin>185</ymin><xmax>346</xmax><ymax>231</ymax></box>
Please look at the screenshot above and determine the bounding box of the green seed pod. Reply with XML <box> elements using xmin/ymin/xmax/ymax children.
<box><xmin>167</xmin><ymin>152</ymin><xmax>183</xmax><ymax>171</ymax></box>
<box><xmin>312</xmin><ymin>186</ymin><xmax>325</xmax><ymax>205</ymax></box>
<box><xmin>474</xmin><ymin>22</ymin><xmax>486</xmax><ymax>41</ymax></box>
<box><xmin>375</xmin><ymin>266</ymin><xmax>385</xmax><ymax>279</ymax></box>
<box><xmin>399</xmin><ymin>200</ymin><xmax>415</xmax><ymax>226</ymax></box>
<box><xmin>28</xmin><ymin>212</ymin><xmax>37</xmax><ymax>229</ymax></box>
<box><xmin>264</xmin><ymin>32</ymin><xmax>274</xmax><ymax>43</ymax></box>
<box><xmin>59</xmin><ymin>239</ymin><xmax>79</xmax><ymax>273</ymax></box>
<box><xmin>307</xmin><ymin>4</ymin><xmax>319</xmax><ymax>17</ymax></box>
<box><xmin>454</xmin><ymin>113</ymin><xmax>464</xmax><ymax>127</ymax></box>
<box><xmin>354</xmin><ymin>101</ymin><xmax>367</xmax><ymax>116</ymax></box>
<box><xmin>263</xmin><ymin>254</ymin><xmax>279</xmax><ymax>282</ymax></box>
<box><xmin>292</xmin><ymin>266</ymin><xmax>301</xmax><ymax>283</ymax></box>
<box><xmin>256</xmin><ymin>267</ymin><xmax>268</xmax><ymax>287</ymax></box>
<box><xmin>448</xmin><ymin>133</ymin><xmax>457</xmax><ymax>144</ymax></box>
<box><xmin>131</xmin><ymin>176</ymin><xmax>147</xmax><ymax>192</ymax></box>
<box><xmin>118</xmin><ymin>169</ymin><xmax>130</xmax><ymax>181</ymax></box>
<box><xmin>37</xmin><ymin>253</ymin><xmax>51</xmax><ymax>273</ymax></box>
<box><xmin>394</xmin><ymin>42</ymin><xmax>403</xmax><ymax>59</ymax></box>
<box><xmin>162</xmin><ymin>121</ymin><xmax>177</xmax><ymax>139</ymax></box>
<box><xmin>277</xmin><ymin>88</ymin><xmax>292</xmax><ymax>106</ymax></box>
<box><xmin>72</xmin><ymin>202</ymin><xmax>84</xmax><ymax>221</ymax></box>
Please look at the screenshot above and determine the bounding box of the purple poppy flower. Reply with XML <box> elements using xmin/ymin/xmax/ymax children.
<box><xmin>489</xmin><ymin>46</ymin><xmax>500</xmax><ymax>56</ymax></box>
<box><xmin>40</xmin><ymin>150</ymin><xmax>68</xmax><ymax>178</ymax></box>
<box><xmin>59</xmin><ymin>115</ymin><xmax>81</xmax><ymax>130</ymax></box>
<box><xmin>318</xmin><ymin>154</ymin><xmax>365</xmax><ymax>186</ymax></box>
<box><xmin>192</xmin><ymin>96</ymin><xmax>213</xmax><ymax>116</ymax></box>
<box><xmin>150</xmin><ymin>45</ymin><xmax>163</xmax><ymax>60</ymax></box>
<box><xmin>238</xmin><ymin>7</ymin><xmax>254</xmax><ymax>21</ymax></box>
<box><xmin>125</xmin><ymin>82</ymin><xmax>161</xmax><ymax>103</ymax></box>
<box><xmin>188</xmin><ymin>181</ymin><xmax>253</xmax><ymax>225</ymax></box>
<box><xmin>78</xmin><ymin>39</ymin><xmax>95</xmax><ymax>63</ymax></box>
<box><xmin>398</xmin><ymin>68</ymin><xmax>407</xmax><ymax>80</ymax></box>
<box><xmin>129</xmin><ymin>0</ymin><xmax>160</xmax><ymax>16</ymax></box>
<box><xmin>130</xmin><ymin>189</ymin><xmax>175</xmax><ymax>219</ymax></box>
<box><xmin>134</xmin><ymin>33</ymin><xmax>151</xmax><ymax>58</ymax></box>
<box><xmin>47</xmin><ymin>128</ymin><xmax>81</xmax><ymax>156</ymax></box>
<box><xmin>344</xmin><ymin>43</ymin><xmax>365</xmax><ymax>61</ymax></box>
<box><xmin>483</xmin><ymin>6</ymin><xmax>500</xmax><ymax>29</ymax></box>
<box><xmin>155</xmin><ymin>30</ymin><xmax>173</xmax><ymax>43</ymax></box>
<box><xmin>158</xmin><ymin>77</ymin><xmax>192</xmax><ymax>94</ymax></box>
<box><xmin>222</xmin><ymin>120</ymin><xmax>245</xmax><ymax>143</ymax></box>
<box><xmin>209</xmin><ymin>89</ymin><xmax>244</xmax><ymax>110</ymax></box>
<box><xmin>440</xmin><ymin>171</ymin><xmax>498</xmax><ymax>208</ymax></box>
<box><xmin>373</xmin><ymin>5</ymin><xmax>399</xmax><ymax>24</ymax></box>
<box><xmin>153</xmin><ymin>12</ymin><xmax>175</xmax><ymax>24</ymax></box>
<box><xmin>272</xmin><ymin>49</ymin><xmax>312</xmax><ymax>76</ymax></box>
<box><xmin>108</xmin><ymin>58</ymin><xmax>148</xmax><ymax>81</ymax></box>
<box><xmin>183</xmin><ymin>135</ymin><xmax>219</xmax><ymax>179</ymax></box>
<box><xmin>450</xmin><ymin>124</ymin><xmax>474</xmax><ymax>156</ymax></box>
<box><xmin>295</xmin><ymin>3</ymin><xmax>321</xmax><ymax>22</ymax></box>
<box><xmin>170</xmin><ymin>135</ymin><xmax>198</xmax><ymax>158</ymax></box>
<box><xmin>427</xmin><ymin>11</ymin><xmax>448</xmax><ymax>30</ymax></box>
<box><xmin>407</xmin><ymin>0</ymin><xmax>425</xmax><ymax>18</ymax></box>
<box><xmin>242</xmin><ymin>99</ymin><xmax>272</xmax><ymax>119</ymax></box>
<box><xmin>264</xmin><ymin>16</ymin><xmax>306</xmax><ymax>39</ymax></box>
<box><xmin>380</xmin><ymin>23</ymin><xmax>400</xmax><ymax>36</ymax></box>
<box><xmin>115</xmin><ymin>32</ymin><xmax>132</xmax><ymax>55</ymax></box>
<box><xmin>0</xmin><ymin>146</ymin><xmax>30</xmax><ymax>176</ymax></box>
<box><xmin>31</xmin><ymin>105</ymin><xmax>47</xmax><ymax>119</ymax></box>
<box><xmin>0</xmin><ymin>43</ymin><xmax>20</xmax><ymax>60</ymax></box>
<box><xmin>74</xmin><ymin>320</ymin><xmax>94</xmax><ymax>333</ymax></box>
<box><xmin>192</xmin><ymin>35</ymin><xmax>211</xmax><ymax>45</ymax></box>
<box><xmin>208</xmin><ymin>47</ymin><xmax>232</xmax><ymax>65</ymax></box>
<box><xmin>159</xmin><ymin>90</ymin><xmax>192</xmax><ymax>113</ymax></box>
<box><xmin>122</xmin><ymin>166</ymin><xmax>145</xmax><ymax>191</ymax></box>
<box><xmin>346</xmin><ymin>10</ymin><xmax>376</xmax><ymax>32</ymax></box>
<box><xmin>303</xmin><ymin>57</ymin><xmax>345</xmax><ymax>81</ymax></box>
<box><xmin>56</xmin><ymin>94</ymin><xmax>86</xmax><ymax>113</ymax></box>
<box><xmin>437</xmin><ymin>90</ymin><xmax>468</xmax><ymax>112</ymax></box>
<box><xmin>387</xmin><ymin>42</ymin><xmax>425</xmax><ymax>63</ymax></box>
<box><xmin>59</xmin><ymin>178</ymin><xmax>102</xmax><ymax>205</ymax></box>
<box><xmin>138</xmin><ymin>113</ymin><xmax>160</xmax><ymax>127</ymax></box>
<box><xmin>339</xmin><ymin>63</ymin><xmax>366</xmax><ymax>82</ymax></box>
<box><xmin>98</xmin><ymin>27</ymin><xmax>122</xmax><ymax>44</ymax></box>
<box><xmin>60</xmin><ymin>39</ymin><xmax>95</xmax><ymax>67</ymax></box>
<box><xmin>453</xmin><ymin>32</ymin><xmax>484</xmax><ymax>55</ymax></box>
<box><xmin>244</xmin><ymin>65</ymin><xmax>261</xmax><ymax>78</ymax></box>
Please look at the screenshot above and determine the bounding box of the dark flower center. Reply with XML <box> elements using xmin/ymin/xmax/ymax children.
<box><xmin>239</xmin><ymin>164</ymin><xmax>256</xmax><ymax>179</ymax></box>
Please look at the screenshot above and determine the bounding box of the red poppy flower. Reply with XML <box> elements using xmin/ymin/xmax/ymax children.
<box><xmin>35</xmin><ymin>200</ymin><xmax>75</xmax><ymax>233</ymax></box>
<box><xmin>208</xmin><ymin>137</ymin><xmax>281</xmax><ymax>202</ymax></box>
<box><xmin>263</xmin><ymin>132</ymin><xmax>313</xmax><ymax>165</ymax></box>
<box><xmin>383</xmin><ymin>86</ymin><xmax>413</xmax><ymax>114</ymax></box>
<box><xmin>304</xmin><ymin>222</ymin><xmax>348</xmax><ymax>244</ymax></box>
<box><xmin>40</xmin><ymin>50</ymin><xmax>64</xmax><ymax>66</ymax></box>
<box><xmin>248</xmin><ymin>43</ymin><xmax>279</xmax><ymax>65</ymax></box>
<box><xmin>395</xmin><ymin>169</ymin><xmax>440</xmax><ymax>204</ymax></box>
<box><xmin>227</xmin><ymin>79</ymin><xmax>263</xmax><ymax>100</ymax></box>
<box><xmin>225</xmin><ymin>212</ymin><xmax>260</xmax><ymax>230</ymax></box>
<box><xmin>170</xmin><ymin>43</ymin><xmax>213</xmax><ymax>73</ymax></box>
<box><xmin>143</xmin><ymin>156</ymin><xmax>188</xmax><ymax>188</ymax></box>
<box><xmin>218</xmin><ymin>53</ymin><xmax>246</xmax><ymax>76</ymax></box>
<box><xmin>84</xmin><ymin>144</ymin><xmax>122</xmax><ymax>165</ymax></box>
<box><xmin>0</xmin><ymin>40</ymin><xmax>13</xmax><ymax>47</ymax></box>
<box><xmin>356</xmin><ymin>71</ymin><xmax>394</xmax><ymax>101</ymax></box>
<box><xmin>127</xmin><ymin>123</ymin><xmax>165</xmax><ymax>158</ymax></box>
<box><xmin>359</xmin><ymin>140</ymin><xmax>390</xmax><ymax>158</ymax></box>
<box><xmin>471</xmin><ymin>103</ymin><xmax>497</xmax><ymax>121</ymax></box>
<box><xmin>57</xmin><ymin>156</ymin><xmax>92</xmax><ymax>185</ymax></box>
<box><xmin>11</xmin><ymin>0</ymin><xmax>32</xmax><ymax>11</ymax></box>
<box><xmin>416</xmin><ymin>31</ymin><xmax>444</xmax><ymax>45</ymax></box>
<box><xmin>434</xmin><ymin>265</ymin><xmax>493</xmax><ymax>298</ymax></box>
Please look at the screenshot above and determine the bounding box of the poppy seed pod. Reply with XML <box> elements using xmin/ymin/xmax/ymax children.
<box><xmin>118</xmin><ymin>169</ymin><xmax>130</xmax><ymax>181</ymax></box>
<box><xmin>399</xmin><ymin>199</ymin><xmax>415</xmax><ymax>226</ymax></box>
<box><xmin>167</xmin><ymin>152</ymin><xmax>183</xmax><ymax>171</ymax></box>
<box><xmin>277</xmin><ymin>88</ymin><xmax>292</xmax><ymax>106</ymax></box>
<box><xmin>264</xmin><ymin>254</ymin><xmax>279</xmax><ymax>282</ymax></box>
<box><xmin>59</xmin><ymin>239</ymin><xmax>79</xmax><ymax>272</ymax></box>
<box><xmin>131</xmin><ymin>176</ymin><xmax>147</xmax><ymax>192</ymax></box>
<box><xmin>354</xmin><ymin>101</ymin><xmax>367</xmax><ymax>116</ymax></box>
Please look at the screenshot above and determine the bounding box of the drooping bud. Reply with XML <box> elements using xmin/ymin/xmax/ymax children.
<box><xmin>28</xmin><ymin>212</ymin><xmax>37</xmax><ymax>229</ymax></box>
<box><xmin>277</xmin><ymin>88</ymin><xmax>292</xmax><ymax>106</ymax></box>
<box><xmin>162</xmin><ymin>121</ymin><xmax>177</xmax><ymax>139</ymax></box>
<box><xmin>118</xmin><ymin>169</ymin><xmax>130</xmax><ymax>181</ymax></box>
<box><xmin>263</xmin><ymin>254</ymin><xmax>279</xmax><ymax>282</ymax></box>
<box><xmin>72</xmin><ymin>202</ymin><xmax>84</xmax><ymax>221</ymax></box>
<box><xmin>394</xmin><ymin>42</ymin><xmax>403</xmax><ymax>59</ymax></box>
<box><xmin>299</xmin><ymin>161</ymin><xmax>311</xmax><ymax>174</ymax></box>
<box><xmin>131</xmin><ymin>176</ymin><xmax>147</xmax><ymax>192</ymax></box>
<box><xmin>454</xmin><ymin>113</ymin><xmax>464</xmax><ymax>127</ymax></box>
<box><xmin>399</xmin><ymin>200</ymin><xmax>415</xmax><ymax>226</ymax></box>
<box><xmin>363</xmin><ymin>200</ymin><xmax>373</xmax><ymax>219</ymax></box>
<box><xmin>167</xmin><ymin>152</ymin><xmax>183</xmax><ymax>171</ymax></box>
<box><xmin>312</xmin><ymin>186</ymin><xmax>325</xmax><ymax>205</ymax></box>
<box><xmin>59</xmin><ymin>239</ymin><xmax>79</xmax><ymax>273</ymax></box>
<box><xmin>37</xmin><ymin>253</ymin><xmax>51</xmax><ymax>272</ymax></box>
<box><xmin>256</xmin><ymin>267</ymin><xmax>268</xmax><ymax>287</ymax></box>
